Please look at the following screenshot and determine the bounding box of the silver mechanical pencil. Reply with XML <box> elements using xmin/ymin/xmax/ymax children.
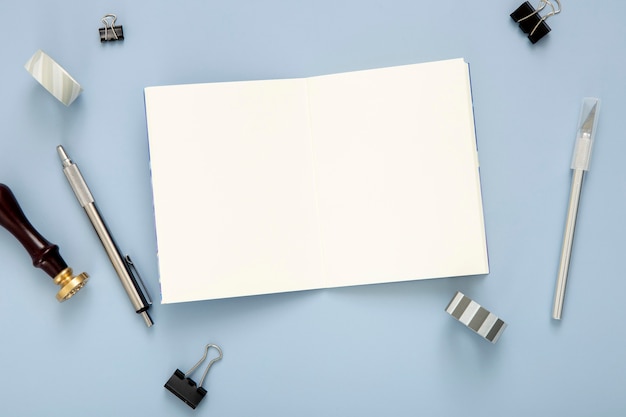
<box><xmin>57</xmin><ymin>145</ymin><xmax>153</xmax><ymax>327</ymax></box>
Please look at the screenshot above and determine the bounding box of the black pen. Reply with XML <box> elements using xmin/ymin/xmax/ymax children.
<box><xmin>57</xmin><ymin>145</ymin><xmax>154</xmax><ymax>327</ymax></box>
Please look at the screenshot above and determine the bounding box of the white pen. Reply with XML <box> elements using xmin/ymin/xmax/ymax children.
<box><xmin>57</xmin><ymin>145</ymin><xmax>153</xmax><ymax>327</ymax></box>
<box><xmin>553</xmin><ymin>98</ymin><xmax>600</xmax><ymax>320</ymax></box>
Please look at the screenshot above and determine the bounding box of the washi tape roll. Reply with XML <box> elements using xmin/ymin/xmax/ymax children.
<box><xmin>445</xmin><ymin>291</ymin><xmax>507</xmax><ymax>343</ymax></box>
<box><xmin>24</xmin><ymin>50</ymin><xmax>83</xmax><ymax>106</ymax></box>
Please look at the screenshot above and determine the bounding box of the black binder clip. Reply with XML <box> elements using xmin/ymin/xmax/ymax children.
<box><xmin>164</xmin><ymin>344</ymin><xmax>223</xmax><ymax>409</ymax></box>
<box><xmin>510</xmin><ymin>0</ymin><xmax>561</xmax><ymax>44</ymax></box>
<box><xmin>99</xmin><ymin>14</ymin><xmax>124</xmax><ymax>42</ymax></box>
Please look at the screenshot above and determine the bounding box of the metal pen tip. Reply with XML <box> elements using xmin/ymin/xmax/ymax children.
<box><xmin>56</xmin><ymin>145</ymin><xmax>72</xmax><ymax>168</ymax></box>
<box><xmin>141</xmin><ymin>311</ymin><xmax>154</xmax><ymax>327</ymax></box>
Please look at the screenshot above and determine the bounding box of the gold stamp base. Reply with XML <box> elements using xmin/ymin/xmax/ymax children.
<box><xmin>53</xmin><ymin>267</ymin><xmax>89</xmax><ymax>302</ymax></box>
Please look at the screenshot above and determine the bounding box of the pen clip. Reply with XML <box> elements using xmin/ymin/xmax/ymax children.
<box><xmin>124</xmin><ymin>255</ymin><xmax>153</xmax><ymax>306</ymax></box>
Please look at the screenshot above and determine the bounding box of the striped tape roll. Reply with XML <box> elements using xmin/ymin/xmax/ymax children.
<box><xmin>445</xmin><ymin>291</ymin><xmax>507</xmax><ymax>343</ymax></box>
<box><xmin>24</xmin><ymin>50</ymin><xmax>83</xmax><ymax>106</ymax></box>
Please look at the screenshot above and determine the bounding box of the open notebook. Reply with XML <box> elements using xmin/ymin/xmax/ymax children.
<box><xmin>144</xmin><ymin>58</ymin><xmax>489</xmax><ymax>304</ymax></box>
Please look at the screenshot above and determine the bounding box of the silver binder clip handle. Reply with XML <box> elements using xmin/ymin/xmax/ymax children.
<box><xmin>101</xmin><ymin>14</ymin><xmax>120</xmax><ymax>40</ymax></box>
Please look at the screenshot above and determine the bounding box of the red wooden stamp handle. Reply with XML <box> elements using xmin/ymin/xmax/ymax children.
<box><xmin>0</xmin><ymin>183</ymin><xmax>88</xmax><ymax>301</ymax></box>
<box><xmin>0</xmin><ymin>184</ymin><xmax>67</xmax><ymax>277</ymax></box>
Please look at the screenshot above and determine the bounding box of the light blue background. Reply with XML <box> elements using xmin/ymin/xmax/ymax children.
<box><xmin>1</xmin><ymin>1</ymin><xmax>624</xmax><ymax>416</ymax></box>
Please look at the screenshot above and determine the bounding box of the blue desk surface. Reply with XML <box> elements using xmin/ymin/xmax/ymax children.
<box><xmin>1</xmin><ymin>1</ymin><xmax>625</xmax><ymax>416</ymax></box>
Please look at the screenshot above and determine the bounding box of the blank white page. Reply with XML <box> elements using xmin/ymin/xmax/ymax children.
<box><xmin>306</xmin><ymin>59</ymin><xmax>488</xmax><ymax>288</ymax></box>
<box><xmin>145</xmin><ymin>58</ymin><xmax>489</xmax><ymax>304</ymax></box>
<box><xmin>145</xmin><ymin>80</ymin><xmax>324</xmax><ymax>303</ymax></box>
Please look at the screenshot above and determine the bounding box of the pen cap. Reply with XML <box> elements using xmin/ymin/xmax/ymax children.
<box><xmin>571</xmin><ymin>97</ymin><xmax>600</xmax><ymax>171</ymax></box>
